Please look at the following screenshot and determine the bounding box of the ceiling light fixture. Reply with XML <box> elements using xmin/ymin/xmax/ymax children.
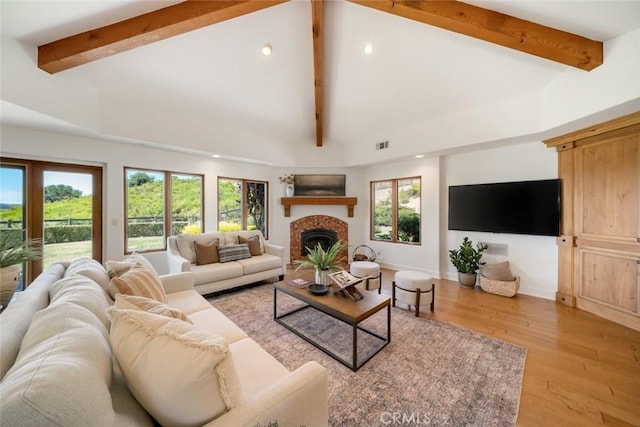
<box><xmin>211</xmin><ymin>154</ymin><xmax>221</xmax><ymax>158</ymax></box>
<box><xmin>363</xmin><ymin>43</ymin><xmax>373</xmax><ymax>55</ymax></box>
<box><xmin>415</xmin><ymin>154</ymin><xmax>424</xmax><ymax>159</ymax></box>
<box><xmin>261</xmin><ymin>44</ymin><xmax>272</xmax><ymax>56</ymax></box>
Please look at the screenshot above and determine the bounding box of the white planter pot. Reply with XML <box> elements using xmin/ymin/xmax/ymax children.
<box><xmin>0</xmin><ymin>265</ymin><xmax>21</xmax><ymax>307</ymax></box>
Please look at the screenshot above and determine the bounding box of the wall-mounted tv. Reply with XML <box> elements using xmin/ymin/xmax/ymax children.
<box><xmin>448</xmin><ymin>179</ymin><xmax>561</xmax><ymax>236</ymax></box>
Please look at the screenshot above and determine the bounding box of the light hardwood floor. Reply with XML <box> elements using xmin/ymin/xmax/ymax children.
<box><xmin>376</xmin><ymin>268</ymin><xmax>640</xmax><ymax>427</ymax></box>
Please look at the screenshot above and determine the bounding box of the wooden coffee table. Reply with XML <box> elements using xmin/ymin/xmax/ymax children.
<box><xmin>273</xmin><ymin>279</ymin><xmax>391</xmax><ymax>371</ymax></box>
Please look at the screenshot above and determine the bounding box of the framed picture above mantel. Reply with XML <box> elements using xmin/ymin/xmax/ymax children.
<box><xmin>294</xmin><ymin>174</ymin><xmax>346</xmax><ymax>197</ymax></box>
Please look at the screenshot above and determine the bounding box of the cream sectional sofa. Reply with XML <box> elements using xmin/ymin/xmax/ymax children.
<box><xmin>0</xmin><ymin>257</ymin><xmax>328</xmax><ymax>426</ymax></box>
<box><xmin>167</xmin><ymin>230</ymin><xmax>285</xmax><ymax>296</ymax></box>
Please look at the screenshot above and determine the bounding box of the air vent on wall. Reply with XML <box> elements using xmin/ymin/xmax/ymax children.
<box><xmin>375</xmin><ymin>140</ymin><xmax>389</xmax><ymax>150</ymax></box>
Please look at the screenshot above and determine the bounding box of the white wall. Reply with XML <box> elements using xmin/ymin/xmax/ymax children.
<box><xmin>441</xmin><ymin>141</ymin><xmax>558</xmax><ymax>299</ymax></box>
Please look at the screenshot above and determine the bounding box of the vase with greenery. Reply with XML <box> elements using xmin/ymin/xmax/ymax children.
<box><xmin>0</xmin><ymin>231</ymin><xmax>42</xmax><ymax>307</ymax></box>
<box><xmin>448</xmin><ymin>237</ymin><xmax>488</xmax><ymax>287</ymax></box>
<box><xmin>294</xmin><ymin>241</ymin><xmax>346</xmax><ymax>286</ymax></box>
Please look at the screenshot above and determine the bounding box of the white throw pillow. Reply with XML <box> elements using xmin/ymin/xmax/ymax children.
<box><xmin>107</xmin><ymin>307</ymin><xmax>243</xmax><ymax>426</ymax></box>
<box><xmin>114</xmin><ymin>294</ymin><xmax>192</xmax><ymax>324</ymax></box>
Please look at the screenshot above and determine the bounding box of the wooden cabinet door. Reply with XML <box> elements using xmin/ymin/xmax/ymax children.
<box><xmin>573</xmin><ymin>126</ymin><xmax>640</xmax><ymax>330</ymax></box>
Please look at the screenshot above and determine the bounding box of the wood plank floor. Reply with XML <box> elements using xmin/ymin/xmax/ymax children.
<box><xmin>374</xmin><ymin>268</ymin><xmax>640</xmax><ymax>427</ymax></box>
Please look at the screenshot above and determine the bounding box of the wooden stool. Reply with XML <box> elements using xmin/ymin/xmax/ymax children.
<box><xmin>393</xmin><ymin>271</ymin><xmax>434</xmax><ymax>317</ymax></box>
<box><xmin>350</xmin><ymin>261</ymin><xmax>381</xmax><ymax>294</ymax></box>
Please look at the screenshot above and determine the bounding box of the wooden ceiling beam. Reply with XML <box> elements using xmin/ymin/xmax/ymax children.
<box><xmin>347</xmin><ymin>0</ymin><xmax>603</xmax><ymax>71</ymax></box>
<box><xmin>311</xmin><ymin>0</ymin><xmax>324</xmax><ymax>147</ymax></box>
<box><xmin>38</xmin><ymin>0</ymin><xmax>289</xmax><ymax>74</ymax></box>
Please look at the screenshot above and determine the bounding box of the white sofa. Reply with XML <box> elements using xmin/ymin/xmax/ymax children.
<box><xmin>167</xmin><ymin>230</ymin><xmax>285</xmax><ymax>296</ymax></box>
<box><xmin>0</xmin><ymin>258</ymin><xmax>328</xmax><ymax>426</ymax></box>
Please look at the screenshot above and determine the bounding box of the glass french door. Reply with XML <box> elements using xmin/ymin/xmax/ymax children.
<box><xmin>0</xmin><ymin>158</ymin><xmax>102</xmax><ymax>285</ymax></box>
<box><xmin>0</xmin><ymin>164</ymin><xmax>27</xmax><ymax>290</ymax></box>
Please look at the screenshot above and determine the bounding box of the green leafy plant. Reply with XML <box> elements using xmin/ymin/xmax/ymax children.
<box><xmin>294</xmin><ymin>241</ymin><xmax>346</xmax><ymax>271</ymax></box>
<box><xmin>0</xmin><ymin>231</ymin><xmax>42</xmax><ymax>268</ymax></box>
<box><xmin>448</xmin><ymin>237</ymin><xmax>487</xmax><ymax>274</ymax></box>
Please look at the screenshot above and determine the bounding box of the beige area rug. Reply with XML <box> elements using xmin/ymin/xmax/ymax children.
<box><xmin>209</xmin><ymin>285</ymin><xmax>526</xmax><ymax>426</ymax></box>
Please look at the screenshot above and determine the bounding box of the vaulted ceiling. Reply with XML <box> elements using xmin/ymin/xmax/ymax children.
<box><xmin>1</xmin><ymin>1</ymin><xmax>639</xmax><ymax>166</ymax></box>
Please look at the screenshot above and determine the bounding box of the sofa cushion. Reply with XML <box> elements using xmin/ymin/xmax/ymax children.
<box><xmin>191</xmin><ymin>262</ymin><xmax>243</xmax><ymax>285</ymax></box>
<box><xmin>238</xmin><ymin>235</ymin><xmax>261</xmax><ymax>256</ymax></box>
<box><xmin>229</xmin><ymin>338</ymin><xmax>290</xmax><ymax>396</ymax></box>
<box><xmin>177</xmin><ymin>232</ymin><xmax>225</xmax><ymax>263</ymax></box>
<box><xmin>188</xmin><ymin>307</ymin><xmax>249</xmax><ymax>345</ymax></box>
<box><xmin>115</xmin><ymin>294</ymin><xmax>193</xmax><ymax>323</ymax></box>
<box><xmin>107</xmin><ymin>307</ymin><xmax>244</xmax><ymax>426</ymax></box>
<box><xmin>1</xmin><ymin>302</ymin><xmax>116</xmax><ymax>426</ymax></box>
<box><xmin>0</xmin><ymin>263</ymin><xmax>64</xmax><ymax>381</ymax></box>
<box><xmin>481</xmin><ymin>261</ymin><xmax>514</xmax><ymax>281</ymax></box>
<box><xmin>166</xmin><ymin>289</ymin><xmax>218</xmax><ymax>315</ymax></box>
<box><xmin>109</xmin><ymin>266</ymin><xmax>167</xmax><ymax>303</ymax></box>
<box><xmin>236</xmin><ymin>253</ymin><xmax>282</xmax><ymax>275</ymax></box>
<box><xmin>50</xmin><ymin>275</ymin><xmax>112</xmax><ymax>329</ymax></box>
<box><xmin>64</xmin><ymin>256</ymin><xmax>111</xmax><ymax>292</ymax></box>
<box><xmin>195</xmin><ymin>239</ymin><xmax>220</xmax><ymax>265</ymax></box>
<box><xmin>218</xmin><ymin>244</ymin><xmax>252</xmax><ymax>263</ymax></box>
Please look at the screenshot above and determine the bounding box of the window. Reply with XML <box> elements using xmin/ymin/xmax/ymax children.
<box><xmin>371</xmin><ymin>177</ymin><xmax>421</xmax><ymax>244</ymax></box>
<box><xmin>1</xmin><ymin>158</ymin><xmax>103</xmax><ymax>285</ymax></box>
<box><xmin>125</xmin><ymin>168</ymin><xmax>203</xmax><ymax>253</ymax></box>
<box><xmin>218</xmin><ymin>177</ymin><xmax>268</xmax><ymax>238</ymax></box>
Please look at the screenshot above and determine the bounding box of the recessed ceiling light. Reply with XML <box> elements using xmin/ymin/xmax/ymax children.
<box><xmin>211</xmin><ymin>154</ymin><xmax>221</xmax><ymax>158</ymax></box>
<box><xmin>261</xmin><ymin>45</ymin><xmax>272</xmax><ymax>56</ymax></box>
<box><xmin>363</xmin><ymin>43</ymin><xmax>373</xmax><ymax>55</ymax></box>
<box><xmin>415</xmin><ymin>154</ymin><xmax>424</xmax><ymax>159</ymax></box>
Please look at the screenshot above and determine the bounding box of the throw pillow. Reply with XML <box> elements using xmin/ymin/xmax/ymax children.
<box><xmin>194</xmin><ymin>239</ymin><xmax>220</xmax><ymax>265</ymax></box>
<box><xmin>238</xmin><ymin>235</ymin><xmax>261</xmax><ymax>256</ymax></box>
<box><xmin>126</xmin><ymin>252</ymin><xmax>159</xmax><ymax>276</ymax></box>
<box><xmin>107</xmin><ymin>307</ymin><xmax>243</xmax><ymax>426</ymax></box>
<box><xmin>106</xmin><ymin>260</ymin><xmax>137</xmax><ymax>279</ymax></box>
<box><xmin>109</xmin><ymin>266</ymin><xmax>167</xmax><ymax>303</ymax></box>
<box><xmin>114</xmin><ymin>294</ymin><xmax>193</xmax><ymax>324</ymax></box>
<box><xmin>481</xmin><ymin>261</ymin><xmax>514</xmax><ymax>281</ymax></box>
<box><xmin>218</xmin><ymin>244</ymin><xmax>252</xmax><ymax>263</ymax></box>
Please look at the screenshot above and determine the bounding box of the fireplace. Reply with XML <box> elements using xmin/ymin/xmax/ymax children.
<box><xmin>290</xmin><ymin>215</ymin><xmax>348</xmax><ymax>264</ymax></box>
<box><xmin>300</xmin><ymin>228</ymin><xmax>337</xmax><ymax>256</ymax></box>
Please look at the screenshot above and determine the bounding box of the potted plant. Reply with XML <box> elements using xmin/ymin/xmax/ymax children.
<box><xmin>0</xmin><ymin>231</ymin><xmax>42</xmax><ymax>307</ymax></box>
<box><xmin>294</xmin><ymin>240</ymin><xmax>346</xmax><ymax>286</ymax></box>
<box><xmin>448</xmin><ymin>237</ymin><xmax>487</xmax><ymax>287</ymax></box>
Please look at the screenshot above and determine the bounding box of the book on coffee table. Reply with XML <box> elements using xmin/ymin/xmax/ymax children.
<box><xmin>287</xmin><ymin>278</ymin><xmax>310</xmax><ymax>288</ymax></box>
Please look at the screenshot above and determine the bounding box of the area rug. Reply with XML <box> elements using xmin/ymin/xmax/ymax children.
<box><xmin>208</xmin><ymin>285</ymin><xmax>526</xmax><ymax>426</ymax></box>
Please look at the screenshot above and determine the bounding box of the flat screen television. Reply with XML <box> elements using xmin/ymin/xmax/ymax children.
<box><xmin>448</xmin><ymin>179</ymin><xmax>561</xmax><ymax>236</ymax></box>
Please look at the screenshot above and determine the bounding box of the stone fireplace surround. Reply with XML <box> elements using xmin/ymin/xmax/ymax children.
<box><xmin>289</xmin><ymin>215</ymin><xmax>348</xmax><ymax>264</ymax></box>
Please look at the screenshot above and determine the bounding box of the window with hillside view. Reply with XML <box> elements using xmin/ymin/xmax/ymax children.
<box><xmin>371</xmin><ymin>177</ymin><xmax>421</xmax><ymax>244</ymax></box>
<box><xmin>125</xmin><ymin>168</ymin><xmax>203</xmax><ymax>253</ymax></box>
<box><xmin>1</xmin><ymin>158</ymin><xmax>103</xmax><ymax>285</ymax></box>
<box><xmin>218</xmin><ymin>178</ymin><xmax>268</xmax><ymax>238</ymax></box>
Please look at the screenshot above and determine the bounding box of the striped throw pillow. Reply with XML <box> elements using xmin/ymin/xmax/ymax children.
<box><xmin>217</xmin><ymin>244</ymin><xmax>252</xmax><ymax>263</ymax></box>
<box><xmin>109</xmin><ymin>266</ymin><xmax>167</xmax><ymax>303</ymax></box>
<box><xmin>114</xmin><ymin>294</ymin><xmax>192</xmax><ymax>323</ymax></box>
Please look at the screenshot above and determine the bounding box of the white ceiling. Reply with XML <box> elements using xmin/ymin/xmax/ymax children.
<box><xmin>1</xmin><ymin>0</ymin><xmax>640</xmax><ymax>166</ymax></box>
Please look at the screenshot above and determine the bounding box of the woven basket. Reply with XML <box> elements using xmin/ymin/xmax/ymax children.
<box><xmin>480</xmin><ymin>275</ymin><xmax>520</xmax><ymax>297</ymax></box>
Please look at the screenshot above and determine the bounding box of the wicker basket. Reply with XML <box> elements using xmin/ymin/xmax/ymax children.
<box><xmin>352</xmin><ymin>245</ymin><xmax>376</xmax><ymax>262</ymax></box>
<box><xmin>479</xmin><ymin>275</ymin><xmax>520</xmax><ymax>297</ymax></box>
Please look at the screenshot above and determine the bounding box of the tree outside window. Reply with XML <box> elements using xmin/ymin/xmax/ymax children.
<box><xmin>371</xmin><ymin>177</ymin><xmax>421</xmax><ymax>244</ymax></box>
<box><xmin>218</xmin><ymin>178</ymin><xmax>268</xmax><ymax>238</ymax></box>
